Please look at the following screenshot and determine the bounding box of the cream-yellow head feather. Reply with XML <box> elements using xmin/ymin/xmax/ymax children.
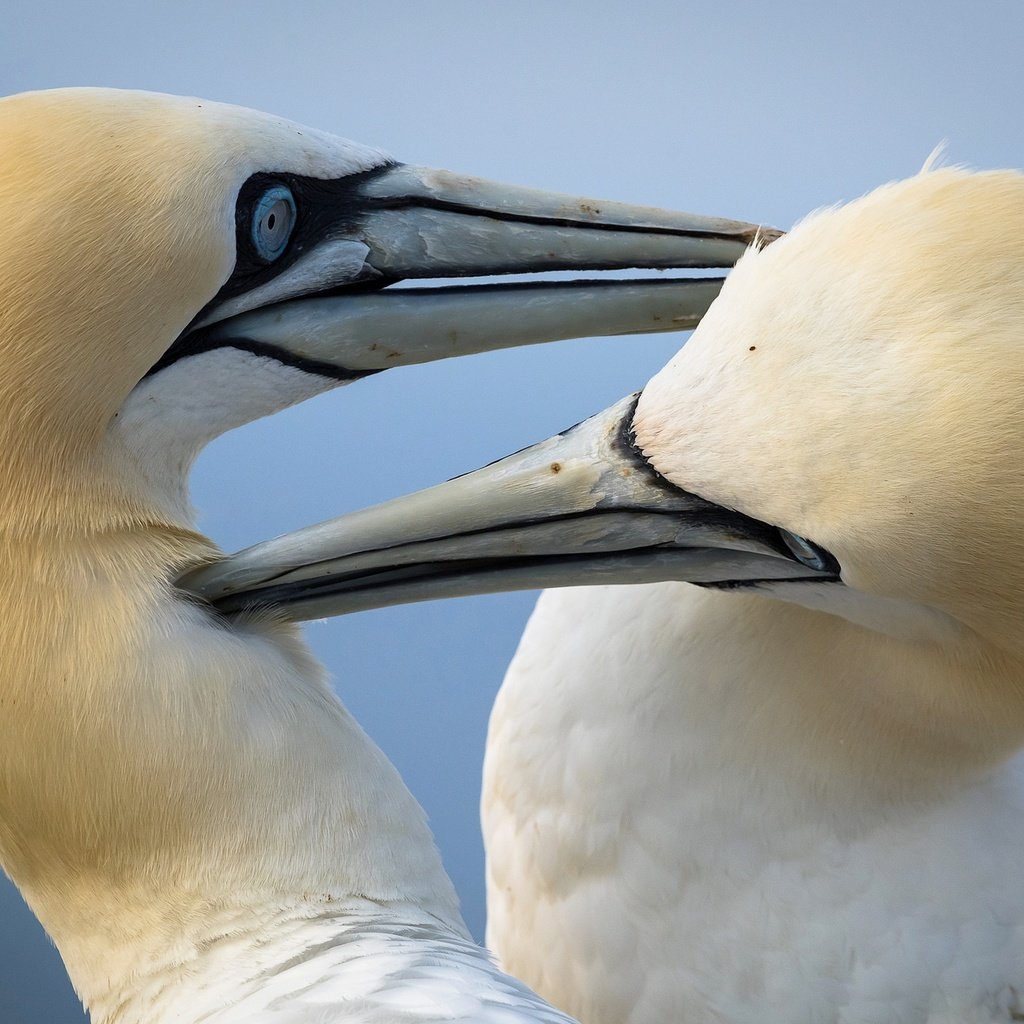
<box><xmin>0</xmin><ymin>88</ymin><xmax>387</xmax><ymax>533</ymax></box>
<box><xmin>637</xmin><ymin>168</ymin><xmax>1024</xmax><ymax>657</ymax></box>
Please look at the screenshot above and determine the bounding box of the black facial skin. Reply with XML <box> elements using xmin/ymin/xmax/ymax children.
<box><xmin>151</xmin><ymin>168</ymin><xmax>842</xmax><ymax>602</ymax></box>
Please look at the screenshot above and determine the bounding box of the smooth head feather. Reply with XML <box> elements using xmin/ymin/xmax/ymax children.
<box><xmin>0</xmin><ymin>87</ymin><xmax>386</xmax><ymax>534</ymax></box>
<box><xmin>634</xmin><ymin>168</ymin><xmax>1024</xmax><ymax>753</ymax></box>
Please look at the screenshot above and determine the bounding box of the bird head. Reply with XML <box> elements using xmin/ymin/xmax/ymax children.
<box><xmin>635</xmin><ymin>168</ymin><xmax>1024</xmax><ymax>654</ymax></box>
<box><xmin>0</xmin><ymin>87</ymin><xmax>758</xmax><ymax>534</ymax></box>
<box><xmin>0</xmin><ymin>89</ymin><xmax>373</xmax><ymax>527</ymax></box>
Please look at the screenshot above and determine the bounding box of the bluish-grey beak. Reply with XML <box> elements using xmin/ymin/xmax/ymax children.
<box><xmin>160</xmin><ymin>165</ymin><xmax>775</xmax><ymax>380</ymax></box>
<box><xmin>181</xmin><ymin>394</ymin><xmax>839</xmax><ymax>620</ymax></box>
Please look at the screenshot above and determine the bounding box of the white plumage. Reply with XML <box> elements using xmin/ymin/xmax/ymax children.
<box><xmin>3</xmin><ymin>86</ymin><xmax>746</xmax><ymax>1023</ymax></box>
<box><xmin>484</xmin><ymin>168</ymin><xmax>1024</xmax><ymax>1023</ymax></box>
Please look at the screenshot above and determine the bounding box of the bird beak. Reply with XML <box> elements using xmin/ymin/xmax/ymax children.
<box><xmin>180</xmin><ymin>393</ymin><xmax>840</xmax><ymax>619</ymax></box>
<box><xmin>154</xmin><ymin>165</ymin><xmax>776</xmax><ymax>378</ymax></box>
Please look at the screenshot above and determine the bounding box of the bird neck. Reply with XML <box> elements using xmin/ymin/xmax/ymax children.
<box><xmin>0</xmin><ymin>525</ymin><xmax>465</xmax><ymax>1019</ymax></box>
<box><xmin>528</xmin><ymin>583</ymin><xmax>1024</xmax><ymax>816</ymax></box>
<box><xmin>736</xmin><ymin>582</ymin><xmax>1024</xmax><ymax>802</ymax></box>
<box><xmin>71</xmin><ymin>893</ymin><xmax>568</xmax><ymax>1024</ymax></box>
<box><xmin>57</xmin><ymin>895</ymin><xmax>481</xmax><ymax>1024</ymax></box>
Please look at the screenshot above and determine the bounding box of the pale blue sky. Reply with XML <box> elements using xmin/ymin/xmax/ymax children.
<box><xmin>1</xmin><ymin>3</ymin><xmax>1022</xmax><ymax>1019</ymax></box>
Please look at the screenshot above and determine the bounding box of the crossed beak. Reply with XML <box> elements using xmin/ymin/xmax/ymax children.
<box><xmin>172</xmin><ymin>166</ymin><xmax>828</xmax><ymax>614</ymax></box>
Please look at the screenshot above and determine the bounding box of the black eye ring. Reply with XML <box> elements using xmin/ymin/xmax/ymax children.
<box><xmin>251</xmin><ymin>184</ymin><xmax>297</xmax><ymax>263</ymax></box>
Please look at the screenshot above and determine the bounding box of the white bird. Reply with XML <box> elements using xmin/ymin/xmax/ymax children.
<box><xmin>0</xmin><ymin>87</ymin><xmax>763</xmax><ymax>1023</ymax></box>
<box><xmin>196</xmin><ymin>168</ymin><xmax>1024</xmax><ymax>1023</ymax></box>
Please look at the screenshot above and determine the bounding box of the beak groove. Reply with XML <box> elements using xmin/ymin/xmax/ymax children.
<box><xmin>352</xmin><ymin>164</ymin><xmax>776</xmax><ymax>280</ymax></box>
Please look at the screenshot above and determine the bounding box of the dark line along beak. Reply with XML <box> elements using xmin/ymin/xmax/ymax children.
<box><xmin>160</xmin><ymin>164</ymin><xmax>778</xmax><ymax>379</ymax></box>
<box><xmin>180</xmin><ymin>394</ymin><xmax>839</xmax><ymax>621</ymax></box>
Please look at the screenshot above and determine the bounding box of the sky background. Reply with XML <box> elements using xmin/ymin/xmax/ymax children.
<box><xmin>1</xmin><ymin>3</ymin><xmax>1022</xmax><ymax>1020</ymax></box>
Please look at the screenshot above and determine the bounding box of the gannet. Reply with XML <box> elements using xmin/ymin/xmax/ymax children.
<box><xmin>0</xmin><ymin>87</ymin><xmax>766</xmax><ymax>1022</ymax></box>
<box><xmin>191</xmin><ymin>168</ymin><xmax>1024</xmax><ymax>1022</ymax></box>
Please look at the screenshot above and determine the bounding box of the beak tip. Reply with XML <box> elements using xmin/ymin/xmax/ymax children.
<box><xmin>753</xmin><ymin>225</ymin><xmax>785</xmax><ymax>249</ymax></box>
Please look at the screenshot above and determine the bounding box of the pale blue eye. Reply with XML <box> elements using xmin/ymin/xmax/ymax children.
<box><xmin>251</xmin><ymin>185</ymin><xmax>296</xmax><ymax>262</ymax></box>
<box><xmin>779</xmin><ymin>529</ymin><xmax>831</xmax><ymax>572</ymax></box>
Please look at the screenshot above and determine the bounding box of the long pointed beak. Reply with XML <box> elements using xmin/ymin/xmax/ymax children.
<box><xmin>180</xmin><ymin>395</ymin><xmax>839</xmax><ymax>620</ymax></box>
<box><xmin>155</xmin><ymin>165</ymin><xmax>776</xmax><ymax>378</ymax></box>
<box><xmin>356</xmin><ymin>164</ymin><xmax>769</xmax><ymax>277</ymax></box>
